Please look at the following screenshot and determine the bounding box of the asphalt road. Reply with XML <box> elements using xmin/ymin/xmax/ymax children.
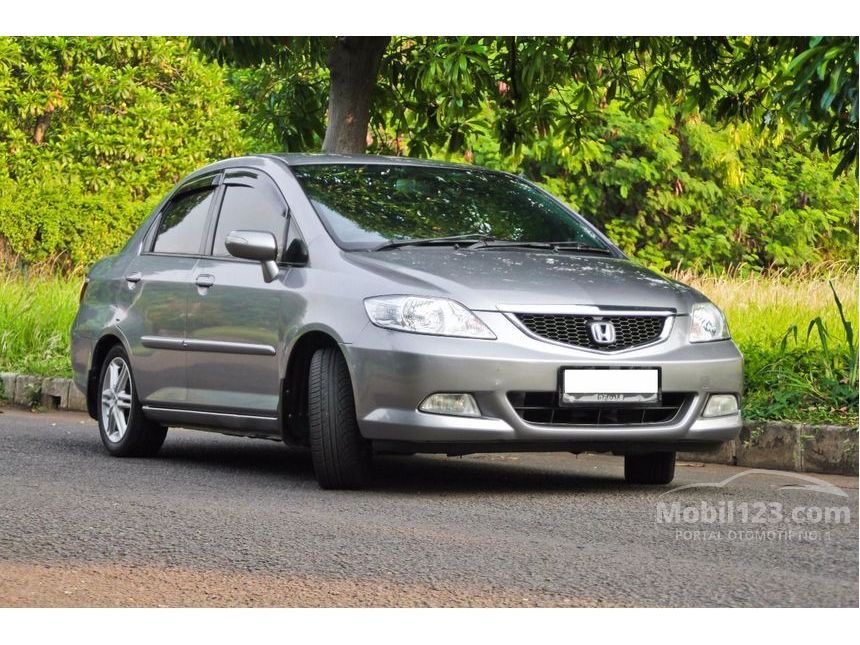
<box><xmin>0</xmin><ymin>407</ymin><xmax>857</xmax><ymax>607</ymax></box>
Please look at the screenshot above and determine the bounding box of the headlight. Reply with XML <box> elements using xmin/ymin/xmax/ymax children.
<box><xmin>689</xmin><ymin>303</ymin><xmax>730</xmax><ymax>343</ymax></box>
<box><xmin>364</xmin><ymin>295</ymin><xmax>496</xmax><ymax>339</ymax></box>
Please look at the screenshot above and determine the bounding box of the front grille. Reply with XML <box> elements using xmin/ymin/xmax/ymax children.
<box><xmin>514</xmin><ymin>313</ymin><xmax>667</xmax><ymax>351</ymax></box>
<box><xmin>507</xmin><ymin>391</ymin><xmax>693</xmax><ymax>426</ymax></box>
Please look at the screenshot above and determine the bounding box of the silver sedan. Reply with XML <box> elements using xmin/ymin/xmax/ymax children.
<box><xmin>71</xmin><ymin>154</ymin><xmax>743</xmax><ymax>489</ymax></box>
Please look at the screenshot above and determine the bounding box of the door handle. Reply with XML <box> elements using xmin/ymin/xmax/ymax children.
<box><xmin>125</xmin><ymin>272</ymin><xmax>142</xmax><ymax>284</ymax></box>
<box><xmin>195</xmin><ymin>274</ymin><xmax>215</xmax><ymax>288</ymax></box>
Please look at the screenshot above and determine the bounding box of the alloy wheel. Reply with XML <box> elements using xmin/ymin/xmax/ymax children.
<box><xmin>101</xmin><ymin>356</ymin><xmax>132</xmax><ymax>443</ymax></box>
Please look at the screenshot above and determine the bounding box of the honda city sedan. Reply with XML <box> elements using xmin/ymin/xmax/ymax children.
<box><xmin>71</xmin><ymin>154</ymin><xmax>743</xmax><ymax>489</ymax></box>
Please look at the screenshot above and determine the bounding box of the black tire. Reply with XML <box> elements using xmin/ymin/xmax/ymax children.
<box><xmin>624</xmin><ymin>451</ymin><xmax>676</xmax><ymax>485</ymax></box>
<box><xmin>308</xmin><ymin>347</ymin><xmax>372</xmax><ymax>489</ymax></box>
<box><xmin>96</xmin><ymin>345</ymin><xmax>167</xmax><ymax>457</ymax></box>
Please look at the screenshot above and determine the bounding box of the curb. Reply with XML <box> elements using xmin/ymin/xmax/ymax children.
<box><xmin>679</xmin><ymin>421</ymin><xmax>859</xmax><ymax>476</ymax></box>
<box><xmin>1</xmin><ymin>372</ymin><xmax>857</xmax><ymax>475</ymax></box>
<box><xmin>1</xmin><ymin>372</ymin><xmax>87</xmax><ymax>414</ymax></box>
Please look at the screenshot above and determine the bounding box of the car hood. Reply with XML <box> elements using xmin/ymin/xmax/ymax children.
<box><xmin>344</xmin><ymin>248</ymin><xmax>701</xmax><ymax>312</ymax></box>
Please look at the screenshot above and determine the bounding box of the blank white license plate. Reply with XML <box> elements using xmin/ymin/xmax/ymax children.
<box><xmin>561</xmin><ymin>368</ymin><xmax>660</xmax><ymax>405</ymax></box>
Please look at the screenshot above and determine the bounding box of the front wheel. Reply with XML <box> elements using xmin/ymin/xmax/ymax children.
<box><xmin>624</xmin><ymin>451</ymin><xmax>676</xmax><ymax>485</ymax></box>
<box><xmin>97</xmin><ymin>345</ymin><xmax>167</xmax><ymax>457</ymax></box>
<box><xmin>308</xmin><ymin>347</ymin><xmax>372</xmax><ymax>489</ymax></box>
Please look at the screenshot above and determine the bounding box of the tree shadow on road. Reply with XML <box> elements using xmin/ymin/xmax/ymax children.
<box><xmin>157</xmin><ymin>434</ymin><xmax>316</xmax><ymax>482</ymax></box>
<box><xmin>48</xmin><ymin>425</ymin><xmax>629</xmax><ymax>495</ymax></box>
<box><xmin>369</xmin><ymin>454</ymin><xmax>626</xmax><ymax>495</ymax></box>
<box><xmin>157</xmin><ymin>432</ymin><xmax>626</xmax><ymax>494</ymax></box>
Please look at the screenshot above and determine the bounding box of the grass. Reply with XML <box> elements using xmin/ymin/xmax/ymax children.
<box><xmin>0</xmin><ymin>271</ymin><xmax>81</xmax><ymax>378</ymax></box>
<box><xmin>0</xmin><ymin>267</ymin><xmax>857</xmax><ymax>425</ymax></box>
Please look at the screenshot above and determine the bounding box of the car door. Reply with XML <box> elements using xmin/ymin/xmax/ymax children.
<box><xmin>185</xmin><ymin>168</ymin><xmax>301</xmax><ymax>422</ymax></box>
<box><xmin>121</xmin><ymin>174</ymin><xmax>221</xmax><ymax>407</ymax></box>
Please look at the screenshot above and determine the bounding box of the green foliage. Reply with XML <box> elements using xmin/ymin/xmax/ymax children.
<box><xmin>213</xmin><ymin>36</ymin><xmax>857</xmax><ymax>172</ymax></box>
<box><xmin>744</xmin><ymin>285</ymin><xmax>859</xmax><ymax>425</ymax></box>
<box><xmin>734</xmin><ymin>37</ymin><xmax>858</xmax><ymax>177</ymax></box>
<box><xmin>672</xmin><ymin>270</ymin><xmax>857</xmax><ymax>425</ymax></box>
<box><xmin>0</xmin><ymin>36</ymin><xmax>857</xmax><ymax>273</ymax></box>
<box><xmin>0</xmin><ymin>37</ymin><xmax>248</xmax><ymax>269</ymax></box>
<box><xmin>739</xmin><ymin>279</ymin><xmax>859</xmax><ymax>425</ymax></box>
<box><xmin>229</xmin><ymin>37</ymin><xmax>858</xmax><ymax>272</ymax></box>
<box><xmin>228</xmin><ymin>61</ymin><xmax>328</xmax><ymax>152</ymax></box>
<box><xmin>444</xmin><ymin>105</ymin><xmax>857</xmax><ymax>272</ymax></box>
<box><xmin>194</xmin><ymin>37</ymin><xmax>335</xmax><ymax>153</ymax></box>
<box><xmin>793</xmin><ymin>281</ymin><xmax>858</xmax><ymax>391</ymax></box>
<box><xmin>743</xmin><ymin>345</ymin><xmax>856</xmax><ymax>424</ymax></box>
<box><xmin>0</xmin><ymin>271</ymin><xmax>79</xmax><ymax>376</ymax></box>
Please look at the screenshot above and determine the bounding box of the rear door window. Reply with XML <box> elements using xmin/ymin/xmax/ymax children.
<box><xmin>152</xmin><ymin>189</ymin><xmax>216</xmax><ymax>255</ymax></box>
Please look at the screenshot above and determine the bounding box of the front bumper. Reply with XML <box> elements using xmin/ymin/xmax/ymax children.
<box><xmin>344</xmin><ymin>311</ymin><xmax>743</xmax><ymax>451</ymax></box>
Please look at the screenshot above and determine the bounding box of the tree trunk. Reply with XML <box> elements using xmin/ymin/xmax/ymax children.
<box><xmin>322</xmin><ymin>37</ymin><xmax>388</xmax><ymax>154</ymax></box>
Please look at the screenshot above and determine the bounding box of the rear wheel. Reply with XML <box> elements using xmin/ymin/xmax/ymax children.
<box><xmin>97</xmin><ymin>345</ymin><xmax>167</xmax><ymax>457</ymax></box>
<box><xmin>624</xmin><ymin>451</ymin><xmax>676</xmax><ymax>485</ymax></box>
<box><xmin>308</xmin><ymin>347</ymin><xmax>372</xmax><ymax>489</ymax></box>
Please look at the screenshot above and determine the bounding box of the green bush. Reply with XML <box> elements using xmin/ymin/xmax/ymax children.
<box><xmin>0</xmin><ymin>37</ymin><xmax>248</xmax><ymax>269</ymax></box>
<box><xmin>463</xmin><ymin>105</ymin><xmax>858</xmax><ymax>272</ymax></box>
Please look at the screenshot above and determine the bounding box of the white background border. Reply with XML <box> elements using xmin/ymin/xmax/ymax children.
<box><xmin>1</xmin><ymin>2</ymin><xmax>857</xmax><ymax>640</ymax></box>
<box><xmin>1</xmin><ymin>0</ymin><xmax>859</xmax><ymax>35</ymax></box>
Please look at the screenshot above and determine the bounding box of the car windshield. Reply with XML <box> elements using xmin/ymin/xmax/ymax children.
<box><xmin>290</xmin><ymin>163</ymin><xmax>609</xmax><ymax>252</ymax></box>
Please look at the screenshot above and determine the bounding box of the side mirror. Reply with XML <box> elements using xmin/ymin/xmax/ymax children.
<box><xmin>283</xmin><ymin>238</ymin><xmax>309</xmax><ymax>266</ymax></box>
<box><xmin>225</xmin><ymin>230</ymin><xmax>280</xmax><ymax>282</ymax></box>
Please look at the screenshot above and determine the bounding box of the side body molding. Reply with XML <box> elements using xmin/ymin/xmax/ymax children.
<box><xmin>141</xmin><ymin>336</ymin><xmax>276</xmax><ymax>356</ymax></box>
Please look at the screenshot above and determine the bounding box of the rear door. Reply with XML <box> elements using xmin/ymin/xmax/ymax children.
<box><xmin>185</xmin><ymin>168</ymin><xmax>300</xmax><ymax>421</ymax></box>
<box><xmin>121</xmin><ymin>174</ymin><xmax>220</xmax><ymax>407</ymax></box>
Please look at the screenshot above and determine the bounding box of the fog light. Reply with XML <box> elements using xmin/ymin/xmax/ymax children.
<box><xmin>419</xmin><ymin>393</ymin><xmax>481</xmax><ymax>417</ymax></box>
<box><xmin>702</xmin><ymin>394</ymin><xmax>739</xmax><ymax>418</ymax></box>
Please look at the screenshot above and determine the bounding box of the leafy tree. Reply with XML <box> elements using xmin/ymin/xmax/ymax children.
<box><xmin>217</xmin><ymin>37</ymin><xmax>856</xmax><ymax>271</ymax></box>
<box><xmin>709</xmin><ymin>37</ymin><xmax>858</xmax><ymax>177</ymax></box>
<box><xmin>196</xmin><ymin>36</ymin><xmax>857</xmax><ymax>174</ymax></box>
<box><xmin>197</xmin><ymin>36</ymin><xmax>387</xmax><ymax>154</ymax></box>
<box><xmin>0</xmin><ymin>37</ymin><xmax>248</xmax><ymax>268</ymax></box>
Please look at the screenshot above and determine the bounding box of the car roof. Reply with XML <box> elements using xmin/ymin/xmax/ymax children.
<box><xmin>265</xmin><ymin>153</ymin><xmax>477</xmax><ymax>171</ymax></box>
<box><xmin>178</xmin><ymin>153</ymin><xmax>505</xmax><ymax>195</ymax></box>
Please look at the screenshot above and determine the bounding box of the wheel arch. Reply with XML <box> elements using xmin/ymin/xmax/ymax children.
<box><xmin>86</xmin><ymin>332</ymin><xmax>129</xmax><ymax>419</ymax></box>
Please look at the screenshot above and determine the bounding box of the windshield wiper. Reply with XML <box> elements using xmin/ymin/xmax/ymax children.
<box><xmin>468</xmin><ymin>240</ymin><xmax>614</xmax><ymax>255</ymax></box>
<box><xmin>372</xmin><ymin>233</ymin><xmax>495</xmax><ymax>251</ymax></box>
<box><xmin>372</xmin><ymin>235</ymin><xmax>614</xmax><ymax>255</ymax></box>
<box><xmin>467</xmin><ymin>240</ymin><xmax>555</xmax><ymax>250</ymax></box>
<box><xmin>552</xmin><ymin>243</ymin><xmax>614</xmax><ymax>255</ymax></box>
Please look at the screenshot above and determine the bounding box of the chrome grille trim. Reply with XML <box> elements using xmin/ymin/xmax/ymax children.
<box><xmin>496</xmin><ymin>304</ymin><xmax>675</xmax><ymax>316</ymax></box>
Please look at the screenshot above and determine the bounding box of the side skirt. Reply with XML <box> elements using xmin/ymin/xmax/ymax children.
<box><xmin>141</xmin><ymin>406</ymin><xmax>281</xmax><ymax>435</ymax></box>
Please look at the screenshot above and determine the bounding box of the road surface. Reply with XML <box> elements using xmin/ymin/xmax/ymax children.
<box><xmin>0</xmin><ymin>407</ymin><xmax>856</xmax><ymax>607</ymax></box>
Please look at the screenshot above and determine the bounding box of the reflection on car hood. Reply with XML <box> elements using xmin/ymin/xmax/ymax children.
<box><xmin>345</xmin><ymin>248</ymin><xmax>699</xmax><ymax>312</ymax></box>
